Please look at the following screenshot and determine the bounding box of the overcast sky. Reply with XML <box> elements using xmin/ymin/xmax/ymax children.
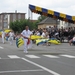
<box><xmin>0</xmin><ymin>0</ymin><xmax>75</xmax><ymax>20</ymax></box>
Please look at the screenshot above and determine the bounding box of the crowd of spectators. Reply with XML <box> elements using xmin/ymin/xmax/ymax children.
<box><xmin>31</xmin><ymin>26</ymin><xmax>75</xmax><ymax>43</ymax></box>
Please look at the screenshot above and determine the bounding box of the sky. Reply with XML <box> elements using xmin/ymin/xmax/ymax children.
<box><xmin>0</xmin><ymin>0</ymin><xmax>75</xmax><ymax>20</ymax></box>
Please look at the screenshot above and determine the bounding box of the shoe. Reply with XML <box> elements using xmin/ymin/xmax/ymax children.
<box><xmin>26</xmin><ymin>51</ymin><xmax>28</xmax><ymax>54</ymax></box>
<box><xmin>24</xmin><ymin>51</ymin><xmax>28</xmax><ymax>54</ymax></box>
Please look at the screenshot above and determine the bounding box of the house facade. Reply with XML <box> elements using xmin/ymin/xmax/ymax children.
<box><xmin>38</xmin><ymin>17</ymin><xmax>75</xmax><ymax>29</ymax></box>
<box><xmin>38</xmin><ymin>17</ymin><xmax>58</xmax><ymax>29</ymax></box>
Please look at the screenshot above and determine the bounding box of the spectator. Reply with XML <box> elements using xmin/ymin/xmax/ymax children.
<box><xmin>69</xmin><ymin>34</ymin><xmax>75</xmax><ymax>45</ymax></box>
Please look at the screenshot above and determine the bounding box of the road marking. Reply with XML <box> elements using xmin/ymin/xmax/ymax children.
<box><xmin>8</xmin><ymin>55</ymin><xmax>20</xmax><ymax>59</ymax></box>
<box><xmin>60</xmin><ymin>55</ymin><xmax>75</xmax><ymax>58</ymax></box>
<box><xmin>43</xmin><ymin>55</ymin><xmax>59</xmax><ymax>58</ymax></box>
<box><xmin>22</xmin><ymin>58</ymin><xmax>60</xmax><ymax>75</ymax></box>
<box><xmin>25</xmin><ymin>55</ymin><xmax>40</xmax><ymax>58</ymax></box>
<box><xmin>0</xmin><ymin>57</ymin><xmax>1</xmax><ymax>59</ymax></box>
<box><xmin>0</xmin><ymin>46</ymin><xmax>4</xmax><ymax>49</ymax></box>
<box><xmin>0</xmin><ymin>58</ymin><xmax>17</xmax><ymax>60</ymax></box>
<box><xmin>0</xmin><ymin>69</ymin><xmax>44</xmax><ymax>73</ymax></box>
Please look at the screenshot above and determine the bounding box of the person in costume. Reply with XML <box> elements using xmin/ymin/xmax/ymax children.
<box><xmin>21</xmin><ymin>26</ymin><xmax>32</xmax><ymax>53</ymax></box>
<box><xmin>1</xmin><ymin>30</ymin><xmax>6</xmax><ymax>44</ymax></box>
<box><xmin>8</xmin><ymin>30</ymin><xmax>14</xmax><ymax>45</ymax></box>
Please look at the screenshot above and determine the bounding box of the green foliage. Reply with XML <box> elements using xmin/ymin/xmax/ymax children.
<box><xmin>9</xmin><ymin>15</ymin><xmax>47</xmax><ymax>33</ymax></box>
<box><xmin>9</xmin><ymin>19</ymin><xmax>38</xmax><ymax>33</ymax></box>
<box><xmin>38</xmin><ymin>15</ymin><xmax>47</xmax><ymax>22</ymax></box>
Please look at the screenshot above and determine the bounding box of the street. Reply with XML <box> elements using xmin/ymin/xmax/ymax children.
<box><xmin>0</xmin><ymin>39</ymin><xmax>75</xmax><ymax>75</ymax></box>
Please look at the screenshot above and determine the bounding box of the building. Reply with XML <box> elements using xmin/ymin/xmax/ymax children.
<box><xmin>38</xmin><ymin>17</ymin><xmax>58</xmax><ymax>29</ymax></box>
<box><xmin>58</xmin><ymin>20</ymin><xmax>75</xmax><ymax>29</ymax></box>
<box><xmin>0</xmin><ymin>11</ymin><xmax>26</xmax><ymax>30</ymax></box>
<box><xmin>38</xmin><ymin>17</ymin><xmax>75</xmax><ymax>29</ymax></box>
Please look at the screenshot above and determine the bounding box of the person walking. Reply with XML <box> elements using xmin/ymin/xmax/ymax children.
<box><xmin>1</xmin><ymin>30</ymin><xmax>6</xmax><ymax>44</ymax></box>
<box><xmin>8</xmin><ymin>30</ymin><xmax>14</xmax><ymax>45</ymax></box>
<box><xmin>21</xmin><ymin>26</ymin><xmax>32</xmax><ymax>53</ymax></box>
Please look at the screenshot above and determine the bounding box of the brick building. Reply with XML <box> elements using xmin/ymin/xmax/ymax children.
<box><xmin>0</xmin><ymin>11</ymin><xmax>26</xmax><ymax>30</ymax></box>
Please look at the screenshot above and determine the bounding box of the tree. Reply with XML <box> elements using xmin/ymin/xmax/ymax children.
<box><xmin>9</xmin><ymin>15</ymin><xmax>47</xmax><ymax>33</ymax></box>
<box><xmin>38</xmin><ymin>15</ymin><xmax>47</xmax><ymax>22</ymax></box>
<box><xmin>9</xmin><ymin>19</ymin><xmax>37</xmax><ymax>33</ymax></box>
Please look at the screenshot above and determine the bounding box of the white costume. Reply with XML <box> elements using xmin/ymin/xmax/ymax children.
<box><xmin>41</xmin><ymin>32</ymin><xmax>46</xmax><ymax>38</ymax></box>
<box><xmin>36</xmin><ymin>31</ymin><xmax>40</xmax><ymax>36</ymax></box>
<box><xmin>9</xmin><ymin>32</ymin><xmax>14</xmax><ymax>45</ymax></box>
<box><xmin>73</xmin><ymin>36</ymin><xmax>75</xmax><ymax>41</ymax></box>
<box><xmin>21</xmin><ymin>30</ymin><xmax>32</xmax><ymax>53</ymax></box>
<box><xmin>41</xmin><ymin>32</ymin><xmax>49</xmax><ymax>39</ymax></box>
<box><xmin>1</xmin><ymin>31</ymin><xmax>5</xmax><ymax>43</ymax></box>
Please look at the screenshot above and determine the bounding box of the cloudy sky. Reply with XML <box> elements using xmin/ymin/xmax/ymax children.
<box><xmin>0</xmin><ymin>0</ymin><xmax>75</xmax><ymax>19</ymax></box>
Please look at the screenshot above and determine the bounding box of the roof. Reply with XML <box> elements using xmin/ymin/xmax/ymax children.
<box><xmin>0</xmin><ymin>12</ymin><xmax>26</xmax><ymax>15</ymax></box>
<box><xmin>29</xmin><ymin>4</ymin><xmax>75</xmax><ymax>24</ymax></box>
<box><xmin>38</xmin><ymin>17</ymin><xmax>57</xmax><ymax>25</ymax></box>
<box><xmin>30</xmin><ymin>20</ymin><xmax>37</xmax><ymax>22</ymax></box>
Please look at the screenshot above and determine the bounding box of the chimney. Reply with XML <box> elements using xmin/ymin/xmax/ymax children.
<box><xmin>15</xmin><ymin>10</ymin><xmax>17</xmax><ymax>13</ymax></box>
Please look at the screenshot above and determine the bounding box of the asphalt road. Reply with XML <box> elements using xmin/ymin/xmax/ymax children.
<box><xmin>0</xmin><ymin>38</ymin><xmax>75</xmax><ymax>75</ymax></box>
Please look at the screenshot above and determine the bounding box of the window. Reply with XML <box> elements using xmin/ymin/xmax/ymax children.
<box><xmin>4</xmin><ymin>22</ymin><xmax>8</xmax><ymax>28</ymax></box>
<box><xmin>4</xmin><ymin>14</ymin><xmax>8</xmax><ymax>20</ymax></box>
<box><xmin>13</xmin><ymin>14</ymin><xmax>16</xmax><ymax>22</ymax></box>
<box><xmin>18</xmin><ymin>14</ymin><xmax>21</xmax><ymax>20</ymax></box>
